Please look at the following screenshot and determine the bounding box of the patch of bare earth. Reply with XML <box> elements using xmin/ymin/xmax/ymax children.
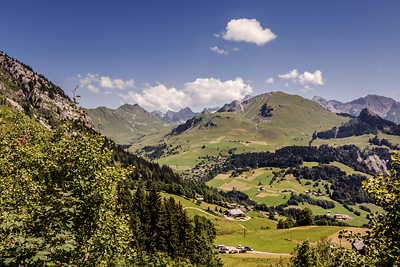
<box><xmin>220</xmin><ymin>180</ymin><xmax>253</xmax><ymax>191</ymax></box>
<box><xmin>328</xmin><ymin>227</ymin><xmax>368</xmax><ymax>249</ymax></box>
<box><xmin>214</xmin><ymin>173</ymin><xmax>230</xmax><ymax>180</ymax></box>
<box><xmin>210</xmin><ymin>136</ymin><xmax>225</xmax><ymax>143</ymax></box>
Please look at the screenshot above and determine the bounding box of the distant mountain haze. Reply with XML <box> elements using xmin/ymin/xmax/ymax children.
<box><xmin>84</xmin><ymin>104</ymin><xmax>172</xmax><ymax>145</ymax></box>
<box><xmin>151</xmin><ymin>107</ymin><xmax>199</xmax><ymax>124</ymax></box>
<box><xmin>312</xmin><ymin>95</ymin><xmax>400</xmax><ymax>124</ymax></box>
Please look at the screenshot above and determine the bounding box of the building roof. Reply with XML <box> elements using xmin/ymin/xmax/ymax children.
<box><xmin>353</xmin><ymin>240</ymin><xmax>366</xmax><ymax>251</ymax></box>
<box><xmin>228</xmin><ymin>209</ymin><xmax>244</xmax><ymax>216</ymax></box>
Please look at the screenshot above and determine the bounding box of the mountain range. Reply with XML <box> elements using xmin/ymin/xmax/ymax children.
<box><xmin>151</xmin><ymin>107</ymin><xmax>199</xmax><ymax>124</ymax></box>
<box><xmin>84</xmin><ymin>104</ymin><xmax>172</xmax><ymax>145</ymax></box>
<box><xmin>312</xmin><ymin>94</ymin><xmax>400</xmax><ymax>123</ymax></box>
<box><xmin>1</xmin><ymin>50</ymin><xmax>397</xmax><ymax>234</ymax></box>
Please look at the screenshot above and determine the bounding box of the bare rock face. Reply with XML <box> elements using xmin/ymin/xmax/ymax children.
<box><xmin>217</xmin><ymin>100</ymin><xmax>245</xmax><ymax>113</ymax></box>
<box><xmin>0</xmin><ymin>51</ymin><xmax>92</xmax><ymax>128</ymax></box>
<box><xmin>364</xmin><ymin>154</ymin><xmax>388</xmax><ymax>174</ymax></box>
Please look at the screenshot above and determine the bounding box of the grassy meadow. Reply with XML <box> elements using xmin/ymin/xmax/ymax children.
<box><xmin>161</xmin><ymin>192</ymin><xmax>369</xmax><ymax>266</ymax></box>
<box><xmin>129</xmin><ymin>92</ymin><xmax>351</xmax><ymax>168</ymax></box>
<box><xmin>205</xmin><ymin>162</ymin><xmax>382</xmax><ymax>227</ymax></box>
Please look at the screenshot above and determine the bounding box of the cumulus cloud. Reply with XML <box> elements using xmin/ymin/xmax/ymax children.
<box><xmin>210</xmin><ymin>46</ymin><xmax>228</xmax><ymax>55</ymax></box>
<box><xmin>222</xmin><ymin>18</ymin><xmax>277</xmax><ymax>46</ymax></box>
<box><xmin>298</xmin><ymin>70</ymin><xmax>324</xmax><ymax>85</ymax></box>
<box><xmin>79</xmin><ymin>73</ymin><xmax>99</xmax><ymax>87</ymax></box>
<box><xmin>78</xmin><ymin>73</ymin><xmax>135</xmax><ymax>92</ymax></box>
<box><xmin>99</xmin><ymin>76</ymin><xmax>114</xmax><ymax>89</ymax></box>
<box><xmin>119</xmin><ymin>84</ymin><xmax>187</xmax><ymax>111</ymax></box>
<box><xmin>278</xmin><ymin>69</ymin><xmax>325</xmax><ymax>86</ymax></box>
<box><xmin>265</xmin><ymin>77</ymin><xmax>274</xmax><ymax>84</ymax></box>
<box><xmin>119</xmin><ymin>77</ymin><xmax>253</xmax><ymax>112</ymax></box>
<box><xmin>232</xmin><ymin>47</ymin><xmax>241</xmax><ymax>51</ymax></box>
<box><xmin>88</xmin><ymin>84</ymin><xmax>99</xmax><ymax>93</ymax></box>
<box><xmin>278</xmin><ymin>69</ymin><xmax>299</xmax><ymax>79</ymax></box>
<box><xmin>184</xmin><ymin>77</ymin><xmax>253</xmax><ymax>106</ymax></box>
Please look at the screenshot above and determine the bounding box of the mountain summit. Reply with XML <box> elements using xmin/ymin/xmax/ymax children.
<box><xmin>0</xmin><ymin>51</ymin><xmax>91</xmax><ymax>128</ymax></box>
<box><xmin>84</xmin><ymin>103</ymin><xmax>172</xmax><ymax>145</ymax></box>
<box><xmin>152</xmin><ymin>107</ymin><xmax>199</xmax><ymax>124</ymax></box>
<box><xmin>312</xmin><ymin>94</ymin><xmax>400</xmax><ymax>124</ymax></box>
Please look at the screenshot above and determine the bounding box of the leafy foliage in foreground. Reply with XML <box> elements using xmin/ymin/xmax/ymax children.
<box><xmin>0</xmin><ymin>111</ymin><xmax>133</xmax><ymax>266</ymax></box>
<box><xmin>0</xmin><ymin>109</ymin><xmax>221</xmax><ymax>266</ymax></box>
<box><xmin>291</xmin><ymin>152</ymin><xmax>400</xmax><ymax>266</ymax></box>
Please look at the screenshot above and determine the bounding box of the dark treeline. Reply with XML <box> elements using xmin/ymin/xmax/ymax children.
<box><xmin>110</xmin><ymin>141</ymin><xmax>260</xmax><ymax>207</ymax></box>
<box><xmin>203</xmin><ymin>145</ymin><xmax>377</xmax><ymax>183</ymax></box>
<box><xmin>369</xmin><ymin>135</ymin><xmax>400</xmax><ymax>151</ymax></box>
<box><xmin>117</xmin><ymin>185</ymin><xmax>223</xmax><ymax>266</ymax></box>
<box><xmin>277</xmin><ymin>207</ymin><xmax>349</xmax><ymax>230</ymax></box>
<box><xmin>111</xmin><ymin>143</ymin><xmax>226</xmax><ymax>204</ymax></box>
<box><xmin>316</xmin><ymin>108</ymin><xmax>400</xmax><ymax>139</ymax></box>
<box><xmin>285</xmin><ymin>193</ymin><xmax>336</xmax><ymax>209</ymax></box>
<box><xmin>286</xmin><ymin>165</ymin><xmax>373</xmax><ymax>205</ymax></box>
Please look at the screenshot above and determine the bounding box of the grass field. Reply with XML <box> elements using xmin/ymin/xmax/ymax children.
<box><xmin>160</xmin><ymin>193</ymin><xmax>363</xmax><ymax>252</ymax></box>
<box><xmin>160</xmin><ymin>192</ymin><xmax>372</xmax><ymax>266</ymax></box>
<box><xmin>205</xmin><ymin>162</ymin><xmax>381</xmax><ymax>227</ymax></box>
<box><xmin>219</xmin><ymin>253</ymin><xmax>291</xmax><ymax>267</ymax></box>
<box><xmin>129</xmin><ymin>92</ymin><xmax>351</xmax><ymax>168</ymax></box>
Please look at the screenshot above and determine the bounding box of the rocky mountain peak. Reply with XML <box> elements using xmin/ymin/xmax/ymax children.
<box><xmin>0</xmin><ymin>51</ymin><xmax>92</xmax><ymax>128</ymax></box>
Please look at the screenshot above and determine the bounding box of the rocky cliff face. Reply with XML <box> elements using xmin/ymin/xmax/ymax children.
<box><xmin>312</xmin><ymin>94</ymin><xmax>400</xmax><ymax>124</ymax></box>
<box><xmin>0</xmin><ymin>51</ymin><xmax>91</xmax><ymax>128</ymax></box>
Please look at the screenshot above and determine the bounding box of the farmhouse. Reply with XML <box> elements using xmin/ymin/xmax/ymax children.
<box><xmin>225</xmin><ymin>209</ymin><xmax>244</xmax><ymax>217</ymax></box>
<box><xmin>334</xmin><ymin>213</ymin><xmax>352</xmax><ymax>220</ymax></box>
<box><xmin>281</xmin><ymin>189</ymin><xmax>294</xmax><ymax>193</ymax></box>
<box><xmin>353</xmin><ymin>240</ymin><xmax>366</xmax><ymax>255</ymax></box>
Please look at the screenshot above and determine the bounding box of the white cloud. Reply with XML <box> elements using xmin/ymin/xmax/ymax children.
<box><xmin>278</xmin><ymin>69</ymin><xmax>325</xmax><ymax>86</ymax></box>
<box><xmin>285</xmin><ymin>83</ymin><xmax>289</xmax><ymax>87</ymax></box>
<box><xmin>88</xmin><ymin>84</ymin><xmax>99</xmax><ymax>93</ymax></box>
<box><xmin>100</xmin><ymin>76</ymin><xmax>114</xmax><ymax>89</ymax></box>
<box><xmin>119</xmin><ymin>77</ymin><xmax>253</xmax><ymax>112</ymax></box>
<box><xmin>232</xmin><ymin>47</ymin><xmax>240</xmax><ymax>51</ymax></box>
<box><xmin>79</xmin><ymin>73</ymin><xmax>99</xmax><ymax>87</ymax></box>
<box><xmin>119</xmin><ymin>84</ymin><xmax>187</xmax><ymax>111</ymax></box>
<box><xmin>278</xmin><ymin>69</ymin><xmax>299</xmax><ymax>79</ymax></box>
<box><xmin>210</xmin><ymin>46</ymin><xmax>228</xmax><ymax>55</ymax></box>
<box><xmin>184</xmin><ymin>77</ymin><xmax>253</xmax><ymax>106</ymax></box>
<box><xmin>222</xmin><ymin>18</ymin><xmax>277</xmax><ymax>46</ymax></box>
<box><xmin>214</xmin><ymin>33</ymin><xmax>220</xmax><ymax>38</ymax></box>
<box><xmin>78</xmin><ymin>73</ymin><xmax>135</xmax><ymax>92</ymax></box>
<box><xmin>298</xmin><ymin>70</ymin><xmax>324</xmax><ymax>85</ymax></box>
<box><xmin>104</xmin><ymin>91</ymin><xmax>112</xmax><ymax>95</ymax></box>
<box><xmin>265</xmin><ymin>77</ymin><xmax>274</xmax><ymax>84</ymax></box>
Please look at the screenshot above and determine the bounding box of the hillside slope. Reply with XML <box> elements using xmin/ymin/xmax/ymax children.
<box><xmin>131</xmin><ymin>92</ymin><xmax>350</xmax><ymax>167</ymax></box>
<box><xmin>0</xmin><ymin>51</ymin><xmax>91</xmax><ymax>128</ymax></box>
<box><xmin>85</xmin><ymin>103</ymin><xmax>172</xmax><ymax>145</ymax></box>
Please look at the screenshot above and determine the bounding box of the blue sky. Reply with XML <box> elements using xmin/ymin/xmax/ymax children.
<box><xmin>1</xmin><ymin>1</ymin><xmax>400</xmax><ymax>112</ymax></box>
